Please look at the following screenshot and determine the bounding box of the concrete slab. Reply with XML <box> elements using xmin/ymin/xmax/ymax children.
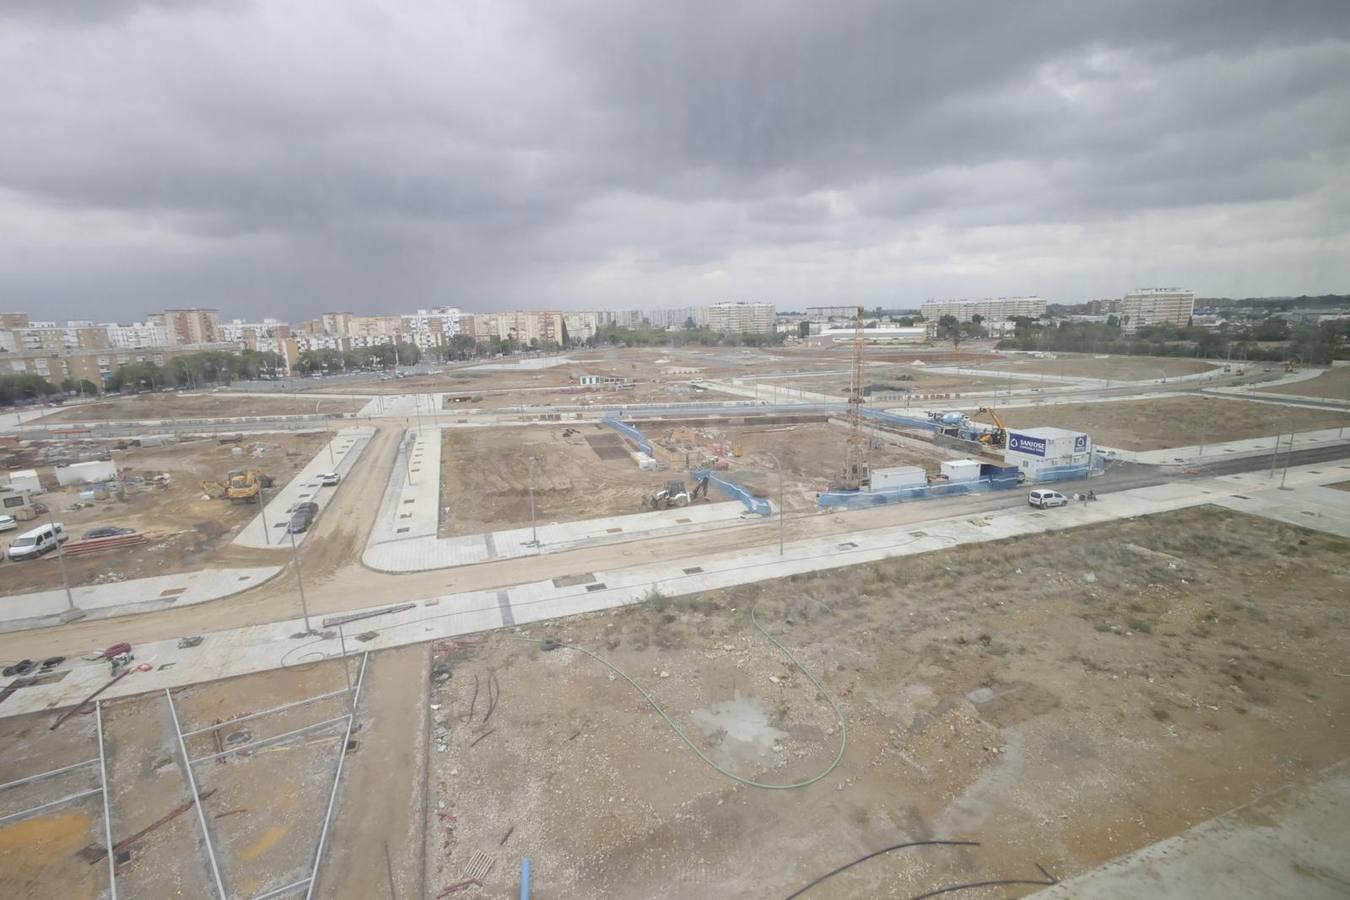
<box><xmin>0</xmin><ymin>565</ymin><xmax>282</xmax><ymax>633</ymax></box>
<box><xmin>1213</xmin><ymin>484</ymin><xmax>1350</xmax><ymax>537</ymax></box>
<box><xmin>366</xmin><ymin>426</ymin><xmax>441</xmax><ymax>546</ymax></box>
<box><xmin>1034</xmin><ymin>759</ymin><xmax>1350</xmax><ymax>900</ymax></box>
<box><xmin>355</xmin><ymin>393</ymin><xmax>448</xmax><ymax>419</ymax></box>
<box><xmin>233</xmin><ymin>426</ymin><xmax>375</xmax><ymax>548</ymax></box>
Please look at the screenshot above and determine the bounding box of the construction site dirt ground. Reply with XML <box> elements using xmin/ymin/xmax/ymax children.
<box><xmin>757</xmin><ymin>366</ymin><xmax>1010</xmax><ymax>399</ymax></box>
<box><xmin>34</xmin><ymin>393</ymin><xmax>364</xmax><ymax>423</ymax></box>
<box><xmin>997</xmin><ymin>396</ymin><xmax>1350</xmax><ymax>450</ymax></box>
<box><xmin>0</xmin><ymin>432</ymin><xmax>327</xmax><ymax>596</ymax></box>
<box><xmin>425</xmin><ymin>506</ymin><xmax>1350</xmax><ymax>899</ymax></box>
<box><xmin>644</xmin><ymin>420</ymin><xmax>958</xmax><ymax>512</ymax></box>
<box><xmin>438</xmin><ymin>422</ymin><xmax>958</xmax><ymax>533</ymax></box>
<box><xmin>1256</xmin><ymin>366</ymin><xmax>1350</xmax><ymax>399</ymax></box>
<box><xmin>981</xmin><ymin>354</ymin><xmax>1219</xmax><ymax>381</ymax></box>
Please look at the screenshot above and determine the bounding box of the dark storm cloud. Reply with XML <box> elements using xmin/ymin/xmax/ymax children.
<box><xmin>0</xmin><ymin>0</ymin><xmax>1348</xmax><ymax>320</ymax></box>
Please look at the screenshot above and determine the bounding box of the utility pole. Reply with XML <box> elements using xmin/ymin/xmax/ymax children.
<box><xmin>289</xmin><ymin>525</ymin><xmax>314</xmax><ymax>633</ymax></box>
<box><xmin>1268</xmin><ymin>433</ymin><xmax>1283</xmax><ymax>480</ymax></box>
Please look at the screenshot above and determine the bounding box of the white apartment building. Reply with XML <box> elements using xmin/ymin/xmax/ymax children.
<box><xmin>401</xmin><ymin>307</ymin><xmax>462</xmax><ymax>339</ymax></box>
<box><xmin>706</xmin><ymin>302</ymin><xmax>776</xmax><ymax>335</ymax></box>
<box><xmin>1120</xmin><ymin>288</ymin><xmax>1195</xmax><ymax>334</ymax></box>
<box><xmin>105</xmin><ymin>321</ymin><xmax>170</xmax><ymax>349</ymax></box>
<box><xmin>919</xmin><ymin>297</ymin><xmax>1047</xmax><ymax>322</ymax></box>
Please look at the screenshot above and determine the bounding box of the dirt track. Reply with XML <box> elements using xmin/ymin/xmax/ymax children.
<box><xmin>38</xmin><ymin>394</ymin><xmax>363</xmax><ymax>423</ymax></box>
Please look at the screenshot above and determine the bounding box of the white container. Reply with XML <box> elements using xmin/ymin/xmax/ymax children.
<box><xmin>55</xmin><ymin>459</ymin><xmax>119</xmax><ymax>487</ymax></box>
<box><xmin>871</xmin><ymin>465</ymin><xmax>926</xmax><ymax>490</ymax></box>
<box><xmin>940</xmin><ymin>459</ymin><xmax>982</xmax><ymax>483</ymax></box>
<box><xmin>5</xmin><ymin>469</ymin><xmax>42</xmax><ymax>493</ymax></box>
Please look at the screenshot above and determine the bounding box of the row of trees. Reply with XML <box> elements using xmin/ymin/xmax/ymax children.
<box><xmin>581</xmin><ymin>323</ymin><xmax>787</xmax><ymax>348</ymax></box>
<box><xmin>104</xmin><ymin>348</ymin><xmax>288</xmax><ymax>392</ymax></box>
<box><xmin>994</xmin><ymin>317</ymin><xmax>1350</xmax><ymax>364</ymax></box>
<box><xmin>296</xmin><ymin>342</ymin><xmax>422</xmax><ymax>374</ymax></box>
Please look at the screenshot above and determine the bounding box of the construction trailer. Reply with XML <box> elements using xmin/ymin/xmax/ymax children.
<box><xmin>939</xmin><ymin>459</ymin><xmax>983</xmax><ymax>483</ymax></box>
<box><xmin>4</xmin><ymin>468</ymin><xmax>42</xmax><ymax>493</ymax></box>
<box><xmin>870</xmin><ymin>465</ymin><xmax>926</xmax><ymax>491</ymax></box>
<box><xmin>1003</xmin><ymin>427</ymin><xmax>1094</xmax><ymax>483</ymax></box>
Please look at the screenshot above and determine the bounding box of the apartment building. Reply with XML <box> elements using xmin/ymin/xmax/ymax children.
<box><xmin>919</xmin><ymin>297</ymin><xmax>1047</xmax><ymax>322</ymax></box>
<box><xmin>0</xmin><ymin>343</ymin><xmax>238</xmax><ymax>388</ymax></box>
<box><xmin>156</xmin><ymin>308</ymin><xmax>222</xmax><ymax>345</ymax></box>
<box><xmin>1120</xmin><ymin>288</ymin><xmax>1195</xmax><ymax>334</ymax></box>
<box><xmin>706</xmin><ymin>302</ymin><xmax>776</xmax><ymax>335</ymax></box>
<box><xmin>461</xmin><ymin>310</ymin><xmax>564</xmax><ymax>345</ymax></box>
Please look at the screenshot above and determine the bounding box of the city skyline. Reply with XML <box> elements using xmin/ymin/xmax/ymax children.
<box><xmin>2</xmin><ymin>2</ymin><xmax>1348</xmax><ymax>320</ymax></box>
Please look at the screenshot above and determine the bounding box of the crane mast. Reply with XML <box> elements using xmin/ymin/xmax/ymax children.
<box><xmin>841</xmin><ymin>304</ymin><xmax>868</xmax><ymax>490</ymax></box>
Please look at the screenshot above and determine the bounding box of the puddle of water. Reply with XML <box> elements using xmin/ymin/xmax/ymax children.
<box><xmin>690</xmin><ymin>694</ymin><xmax>787</xmax><ymax>769</ymax></box>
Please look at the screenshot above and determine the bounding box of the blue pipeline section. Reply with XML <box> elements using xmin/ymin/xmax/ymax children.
<box><xmin>692</xmin><ymin>469</ymin><xmax>774</xmax><ymax>516</ymax></box>
<box><xmin>861</xmin><ymin>408</ymin><xmax>941</xmax><ymax>432</ymax></box>
<box><xmin>818</xmin><ymin>468</ymin><xmax>1020</xmax><ymax>509</ymax></box>
<box><xmin>601</xmin><ymin>415</ymin><xmax>653</xmax><ymax>455</ymax></box>
<box><xmin>520</xmin><ymin>858</ymin><xmax>531</xmax><ymax>900</ymax></box>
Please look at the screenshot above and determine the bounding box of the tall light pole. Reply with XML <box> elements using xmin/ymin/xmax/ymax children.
<box><xmin>45</xmin><ymin>505</ymin><xmax>80</xmax><ymax>619</ymax></box>
<box><xmin>1280</xmin><ymin>433</ymin><xmax>1295</xmax><ymax>489</ymax></box>
<box><xmin>527</xmin><ymin>455</ymin><xmax>539</xmax><ymax>549</ymax></box>
<box><xmin>317</xmin><ymin>399</ymin><xmax>334</xmax><ymax>466</ymax></box>
<box><xmin>764</xmin><ymin>452</ymin><xmax>785</xmax><ymax>556</ymax></box>
<box><xmin>288</xmin><ymin>524</ymin><xmax>314</xmax><ymax>634</ymax></box>
<box><xmin>258</xmin><ymin>481</ymin><xmax>270</xmax><ymax>546</ymax></box>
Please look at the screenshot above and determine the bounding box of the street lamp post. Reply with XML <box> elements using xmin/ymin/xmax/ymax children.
<box><xmin>1280</xmin><ymin>433</ymin><xmax>1296</xmax><ymax>489</ymax></box>
<box><xmin>258</xmin><ymin>482</ymin><xmax>270</xmax><ymax>547</ymax></box>
<box><xmin>764</xmin><ymin>452</ymin><xmax>785</xmax><ymax>556</ymax></box>
<box><xmin>45</xmin><ymin>506</ymin><xmax>80</xmax><ymax>619</ymax></box>
<box><xmin>288</xmin><ymin>524</ymin><xmax>314</xmax><ymax>634</ymax></box>
<box><xmin>317</xmin><ymin>399</ymin><xmax>334</xmax><ymax>466</ymax></box>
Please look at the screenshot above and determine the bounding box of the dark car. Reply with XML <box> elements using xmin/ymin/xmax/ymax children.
<box><xmin>83</xmin><ymin>526</ymin><xmax>136</xmax><ymax>540</ymax></box>
<box><xmin>287</xmin><ymin>501</ymin><xmax>320</xmax><ymax>534</ymax></box>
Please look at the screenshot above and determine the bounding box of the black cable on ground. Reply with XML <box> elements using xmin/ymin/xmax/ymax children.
<box><xmin>910</xmin><ymin>863</ymin><xmax>1058</xmax><ymax>899</ymax></box>
<box><xmin>784</xmin><ymin>840</ymin><xmax>980</xmax><ymax>899</ymax></box>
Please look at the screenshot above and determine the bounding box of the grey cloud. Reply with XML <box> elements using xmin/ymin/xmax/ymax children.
<box><xmin>0</xmin><ymin>1</ymin><xmax>1348</xmax><ymax>320</ymax></box>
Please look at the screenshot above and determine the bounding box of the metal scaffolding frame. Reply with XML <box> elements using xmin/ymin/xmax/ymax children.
<box><xmin>166</xmin><ymin>688</ymin><xmax>229</xmax><ymax>898</ymax></box>
<box><xmin>0</xmin><ymin>715</ymin><xmax>117</xmax><ymax>897</ymax></box>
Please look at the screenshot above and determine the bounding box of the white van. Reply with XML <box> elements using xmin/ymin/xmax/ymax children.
<box><xmin>7</xmin><ymin>523</ymin><xmax>68</xmax><ymax>561</ymax></box>
<box><xmin>1028</xmin><ymin>489</ymin><xmax>1068</xmax><ymax>509</ymax></box>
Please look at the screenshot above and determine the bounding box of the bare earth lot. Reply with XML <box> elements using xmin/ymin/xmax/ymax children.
<box><xmin>985</xmin><ymin>355</ymin><xmax>1218</xmax><ymax>381</ymax></box>
<box><xmin>0</xmin><ymin>432</ymin><xmax>326</xmax><ymax>595</ymax></box>
<box><xmin>759</xmin><ymin>366</ymin><xmax>1009</xmax><ymax>398</ymax></box>
<box><xmin>38</xmin><ymin>393</ymin><xmax>363</xmax><ymax>423</ymax></box>
<box><xmin>1256</xmin><ymin>366</ymin><xmax>1350</xmax><ymax>400</ymax></box>
<box><xmin>645</xmin><ymin>421</ymin><xmax>955</xmax><ymax>511</ymax></box>
<box><xmin>427</xmin><ymin>507</ymin><xmax>1350</xmax><ymax>898</ymax></box>
<box><xmin>439</xmin><ymin>425</ymin><xmax>677</xmax><ymax>535</ymax></box>
<box><xmin>998</xmin><ymin>396</ymin><xmax>1350</xmax><ymax>450</ymax></box>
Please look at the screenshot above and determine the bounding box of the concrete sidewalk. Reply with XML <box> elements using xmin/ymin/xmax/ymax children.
<box><xmin>364</xmin><ymin>500</ymin><xmax>761</xmax><ymax>572</ymax></box>
<box><xmin>233</xmin><ymin>426</ymin><xmax>375</xmax><ymax>548</ymax></box>
<box><xmin>2</xmin><ymin>460</ymin><xmax>1343</xmax><ymax>720</ymax></box>
<box><xmin>1034</xmin><ymin>759</ymin><xmax>1350</xmax><ymax>899</ymax></box>
<box><xmin>366</xmin><ymin>426</ymin><xmax>440</xmax><ymax>546</ymax></box>
<box><xmin>1113</xmin><ymin>427</ymin><xmax>1350</xmax><ymax>465</ymax></box>
<box><xmin>0</xmin><ymin>565</ymin><xmax>282</xmax><ymax>634</ymax></box>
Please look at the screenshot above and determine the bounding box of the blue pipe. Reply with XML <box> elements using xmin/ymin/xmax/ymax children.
<box><xmin>520</xmin><ymin>858</ymin><xmax>531</xmax><ymax>900</ymax></box>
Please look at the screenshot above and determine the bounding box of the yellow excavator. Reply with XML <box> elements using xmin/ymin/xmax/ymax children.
<box><xmin>216</xmin><ymin>468</ymin><xmax>275</xmax><ymax>502</ymax></box>
<box><xmin>971</xmin><ymin>407</ymin><xmax>1008</xmax><ymax>448</ymax></box>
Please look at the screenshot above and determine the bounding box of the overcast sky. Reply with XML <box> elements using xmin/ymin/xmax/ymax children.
<box><xmin>2</xmin><ymin>1</ymin><xmax>1348</xmax><ymax>321</ymax></box>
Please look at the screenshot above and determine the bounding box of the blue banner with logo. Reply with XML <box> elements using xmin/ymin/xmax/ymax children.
<box><xmin>1007</xmin><ymin>432</ymin><xmax>1046</xmax><ymax>457</ymax></box>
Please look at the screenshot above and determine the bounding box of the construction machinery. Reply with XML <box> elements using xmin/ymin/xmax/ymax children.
<box><xmin>970</xmin><ymin>407</ymin><xmax>1008</xmax><ymax>448</ymax></box>
<box><xmin>222</xmin><ymin>468</ymin><xmax>274</xmax><ymax>503</ymax></box>
<box><xmin>643</xmin><ymin>476</ymin><xmax>710</xmax><ymax>511</ymax></box>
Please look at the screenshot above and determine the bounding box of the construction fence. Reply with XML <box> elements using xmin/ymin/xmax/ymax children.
<box><xmin>600</xmin><ymin>415</ymin><xmax>653</xmax><ymax>456</ymax></box>
<box><xmin>691</xmin><ymin>469</ymin><xmax>774</xmax><ymax>516</ymax></box>
<box><xmin>818</xmin><ymin>468</ymin><xmax>1021</xmax><ymax>510</ymax></box>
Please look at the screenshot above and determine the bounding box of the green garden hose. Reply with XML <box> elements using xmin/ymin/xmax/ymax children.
<box><xmin>520</xmin><ymin>606</ymin><xmax>846</xmax><ymax>790</ymax></box>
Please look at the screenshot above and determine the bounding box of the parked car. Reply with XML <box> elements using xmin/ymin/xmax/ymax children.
<box><xmin>7</xmin><ymin>523</ymin><xmax>68</xmax><ymax>561</ymax></box>
<box><xmin>0</xmin><ymin>515</ymin><xmax>16</xmax><ymax>533</ymax></box>
<box><xmin>83</xmin><ymin>526</ymin><xmax>136</xmax><ymax>540</ymax></box>
<box><xmin>318</xmin><ymin>472</ymin><xmax>340</xmax><ymax>486</ymax></box>
<box><xmin>287</xmin><ymin>501</ymin><xmax>319</xmax><ymax>534</ymax></box>
<box><xmin>1028</xmin><ymin>489</ymin><xmax>1068</xmax><ymax>509</ymax></box>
